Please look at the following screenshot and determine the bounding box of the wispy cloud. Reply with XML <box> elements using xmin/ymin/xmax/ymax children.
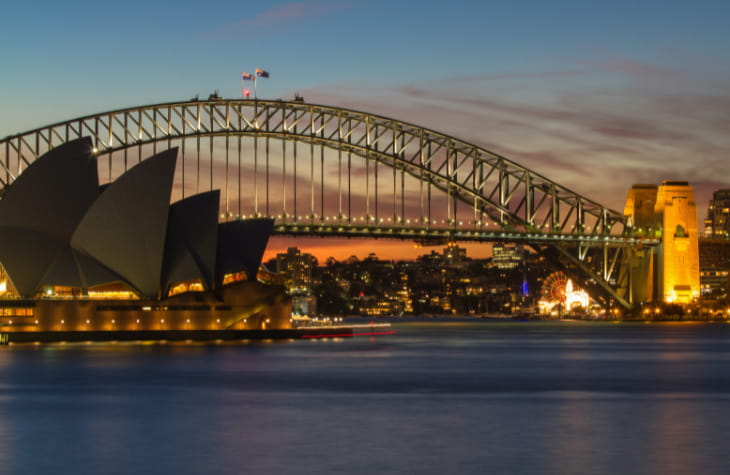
<box><xmin>580</xmin><ymin>57</ymin><xmax>682</xmax><ymax>79</ymax></box>
<box><xmin>243</xmin><ymin>1</ymin><xmax>349</xmax><ymax>28</ymax></box>
<box><xmin>447</xmin><ymin>70</ymin><xmax>590</xmax><ymax>83</ymax></box>
<box><xmin>205</xmin><ymin>1</ymin><xmax>353</xmax><ymax>39</ymax></box>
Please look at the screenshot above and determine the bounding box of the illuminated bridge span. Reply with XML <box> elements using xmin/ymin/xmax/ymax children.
<box><xmin>0</xmin><ymin>99</ymin><xmax>654</xmax><ymax>309</ymax></box>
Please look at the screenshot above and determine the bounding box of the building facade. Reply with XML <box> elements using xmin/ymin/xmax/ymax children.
<box><xmin>704</xmin><ymin>189</ymin><xmax>730</xmax><ymax>239</ymax></box>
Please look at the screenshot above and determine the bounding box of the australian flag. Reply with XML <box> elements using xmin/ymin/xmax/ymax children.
<box><xmin>241</xmin><ymin>72</ymin><xmax>255</xmax><ymax>80</ymax></box>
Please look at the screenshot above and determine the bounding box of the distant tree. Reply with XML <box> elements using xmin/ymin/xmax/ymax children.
<box><xmin>314</xmin><ymin>272</ymin><xmax>348</xmax><ymax>316</ymax></box>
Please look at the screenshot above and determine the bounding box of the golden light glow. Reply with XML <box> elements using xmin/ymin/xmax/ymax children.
<box><xmin>168</xmin><ymin>280</ymin><xmax>205</xmax><ymax>297</ymax></box>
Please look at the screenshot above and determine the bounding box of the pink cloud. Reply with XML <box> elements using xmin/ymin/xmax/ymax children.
<box><xmin>240</xmin><ymin>1</ymin><xmax>351</xmax><ymax>30</ymax></box>
<box><xmin>581</xmin><ymin>57</ymin><xmax>682</xmax><ymax>79</ymax></box>
<box><xmin>203</xmin><ymin>1</ymin><xmax>352</xmax><ymax>39</ymax></box>
<box><xmin>448</xmin><ymin>70</ymin><xmax>590</xmax><ymax>83</ymax></box>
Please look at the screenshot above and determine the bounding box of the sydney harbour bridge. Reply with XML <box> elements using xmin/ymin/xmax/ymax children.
<box><xmin>0</xmin><ymin>98</ymin><xmax>658</xmax><ymax>311</ymax></box>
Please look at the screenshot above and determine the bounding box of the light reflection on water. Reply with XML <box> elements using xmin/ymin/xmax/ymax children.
<box><xmin>1</xmin><ymin>321</ymin><xmax>730</xmax><ymax>474</ymax></box>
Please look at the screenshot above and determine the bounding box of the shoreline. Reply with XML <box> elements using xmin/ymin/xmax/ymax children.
<box><xmin>0</xmin><ymin>326</ymin><xmax>369</xmax><ymax>345</ymax></box>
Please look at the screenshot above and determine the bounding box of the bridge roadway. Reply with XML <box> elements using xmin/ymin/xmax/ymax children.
<box><xmin>274</xmin><ymin>222</ymin><xmax>658</xmax><ymax>247</ymax></box>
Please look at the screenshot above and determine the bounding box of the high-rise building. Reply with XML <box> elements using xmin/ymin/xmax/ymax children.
<box><xmin>275</xmin><ymin>247</ymin><xmax>316</xmax><ymax>293</ymax></box>
<box><xmin>699</xmin><ymin>240</ymin><xmax>730</xmax><ymax>298</ymax></box>
<box><xmin>492</xmin><ymin>243</ymin><xmax>525</xmax><ymax>269</ymax></box>
<box><xmin>443</xmin><ymin>242</ymin><xmax>468</xmax><ymax>263</ymax></box>
<box><xmin>704</xmin><ymin>189</ymin><xmax>730</xmax><ymax>239</ymax></box>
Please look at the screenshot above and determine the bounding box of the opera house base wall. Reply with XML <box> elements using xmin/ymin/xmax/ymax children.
<box><xmin>0</xmin><ymin>281</ymin><xmax>312</xmax><ymax>343</ymax></box>
<box><xmin>1</xmin><ymin>327</ymin><xmax>354</xmax><ymax>345</ymax></box>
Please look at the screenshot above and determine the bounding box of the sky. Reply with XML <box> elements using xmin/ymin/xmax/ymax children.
<box><xmin>2</xmin><ymin>0</ymin><xmax>729</xmax><ymax>262</ymax></box>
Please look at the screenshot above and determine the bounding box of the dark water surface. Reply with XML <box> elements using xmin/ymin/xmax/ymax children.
<box><xmin>2</xmin><ymin>321</ymin><xmax>730</xmax><ymax>474</ymax></box>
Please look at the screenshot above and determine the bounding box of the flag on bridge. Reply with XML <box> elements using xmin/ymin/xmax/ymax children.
<box><xmin>241</xmin><ymin>72</ymin><xmax>255</xmax><ymax>80</ymax></box>
<box><xmin>256</xmin><ymin>68</ymin><xmax>270</xmax><ymax>78</ymax></box>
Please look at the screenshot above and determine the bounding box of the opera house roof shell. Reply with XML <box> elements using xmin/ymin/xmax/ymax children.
<box><xmin>0</xmin><ymin>137</ymin><xmax>273</xmax><ymax>299</ymax></box>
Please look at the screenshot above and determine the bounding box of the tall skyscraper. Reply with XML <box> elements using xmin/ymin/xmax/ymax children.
<box><xmin>704</xmin><ymin>189</ymin><xmax>730</xmax><ymax>238</ymax></box>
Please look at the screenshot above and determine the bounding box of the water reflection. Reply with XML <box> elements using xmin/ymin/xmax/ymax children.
<box><xmin>1</xmin><ymin>322</ymin><xmax>730</xmax><ymax>474</ymax></box>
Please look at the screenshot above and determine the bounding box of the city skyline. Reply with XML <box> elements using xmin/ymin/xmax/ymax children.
<box><xmin>3</xmin><ymin>0</ymin><xmax>729</xmax><ymax>261</ymax></box>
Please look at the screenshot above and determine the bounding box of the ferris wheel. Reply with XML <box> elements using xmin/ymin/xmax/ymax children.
<box><xmin>541</xmin><ymin>271</ymin><xmax>569</xmax><ymax>304</ymax></box>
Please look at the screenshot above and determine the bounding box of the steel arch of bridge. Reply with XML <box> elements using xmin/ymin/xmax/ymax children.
<box><xmin>0</xmin><ymin>99</ymin><xmax>652</xmax><ymax>309</ymax></box>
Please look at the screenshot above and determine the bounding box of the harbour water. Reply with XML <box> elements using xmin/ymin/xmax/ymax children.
<box><xmin>2</xmin><ymin>320</ymin><xmax>730</xmax><ymax>474</ymax></box>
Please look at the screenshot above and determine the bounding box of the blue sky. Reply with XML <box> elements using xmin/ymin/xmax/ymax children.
<box><xmin>2</xmin><ymin>0</ymin><xmax>729</xmax><ymax>259</ymax></box>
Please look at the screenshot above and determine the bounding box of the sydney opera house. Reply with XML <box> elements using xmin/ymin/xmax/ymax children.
<box><xmin>0</xmin><ymin>138</ymin><xmax>292</xmax><ymax>343</ymax></box>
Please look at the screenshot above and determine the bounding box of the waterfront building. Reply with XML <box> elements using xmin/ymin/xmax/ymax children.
<box><xmin>275</xmin><ymin>247</ymin><xmax>317</xmax><ymax>292</ymax></box>
<box><xmin>492</xmin><ymin>243</ymin><xmax>525</xmax><ymax>269</ymax></box>
<box><xmin>699</xmin><ymin>239</ymin><xmax>730</xmax><ymax>299</ymax></box>
<box><xmin>704</xmin><ymin>189</ymin><xmax>730</xmax><ymax>239</ymax></box>
<box><xmin>273</xmin><ymin>247</ymin><xmax>318</xmax><ymax>315</ymax></box>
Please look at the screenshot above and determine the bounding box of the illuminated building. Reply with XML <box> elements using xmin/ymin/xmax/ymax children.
<box><xmin>699</xmin><ymin>240</ymin><xmax>730</xmax><ymax>298</ymax></box>
<box><xmin>492</xmin><ymin>243</ymin><xmax>525</xmax><ymax>269</ymax></box>
<box><xmin>704</xmin><ymin>189</ymin><xmax>730</xmax><ymax>238</ymax></box>
<box><xmin>275</xmin><ymin>247</ymin><xmax>316</xmax><ymax>292</ymax></box>
<box><xmin>275</xmin><ymin>247</ymin><xmax>317</xmax><ymax>316</ymax></box>
<box><xmin>653</xmin><ymin>181</ymin><xmax>700</xmax><ymax>303</ymax></box>
<box><xmin>443</xmin><ymin>242</ymin><xmax>468</xmax><ymax>263</ymax></box>
<box><xmin>698</xmin><ymin>190</ymin><xmax>730</xmax><ymax>302</ymax></box>
<box><xmin>0</xmin><ymin>138</ymin><xmax>290</xmax><ymax>341</ymax></box>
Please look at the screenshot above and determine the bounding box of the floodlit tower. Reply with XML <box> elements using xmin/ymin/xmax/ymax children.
<box><xmin>624</xmin><ymin>185</ymin><xmax>658</xmax><ymax>302</ymax></box>
<box><xmin>654</xmin><ymin>181</ymin><xmax>700</xmax><ymax>303</ymax></box>
<box><xmin>624</xmin><ymin>184</ymin><xmax>659</xmax><ymax>235</ymax></box>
